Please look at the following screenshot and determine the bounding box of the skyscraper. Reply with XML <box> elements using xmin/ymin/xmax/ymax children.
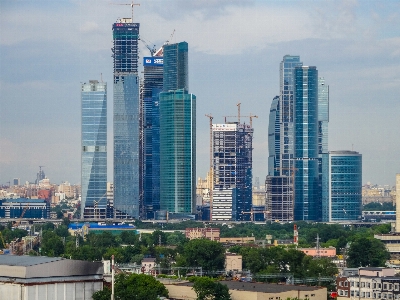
<box><xmin>112</xmin><ymin>18</ymin><xmax>140</xmax><ymax>218</ymax></box>
<box><xmin>266</xmin><ymin>55</ymin><xmax>302</xmax><ymax>222</ymax></box>
<box><xmin>142</xmin><ymin>56</ymin><xmax>164</xmax><ymax>216</ymax></box>
<box><xmin>212</xmin><ymin>123</ymin><xmax>253</xmax><ymax>221</ymax></box>
<box><xmin>322</xmin><ymin>151</ymin><xmax>362</xmax><ymax>221</ymax></box>
<box><xmin>163</xmin><ymin>42</ymin><xmax>188</xmax><ymax>92</ymax></box>
<box><xmin>81</xmin><ymin>80</ymin><xmax>107</xmax><ymax>218</ymax></box>
<box><xmin>293</xmin><ymin>66</ymin><xmax>319</xmax><ymax>221</ymax></box>
<box><xmin>158</xmin><ymin>41</ymin><xmax>195</xmax><ymax>217</ymax></box>
<box><xmin>159</xmin><ymin>89</ymin><xmax>196</xmax><ymax>215</ymax></box>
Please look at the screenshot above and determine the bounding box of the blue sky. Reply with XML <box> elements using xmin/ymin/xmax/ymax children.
<box><xmin>1</xmin><ymin>0</ymin><xmax>400</xmax><ymax>186</ymax></box>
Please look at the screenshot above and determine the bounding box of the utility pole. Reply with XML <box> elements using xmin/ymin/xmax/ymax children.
<box><xmin>205</xmin><ymin>114</ymin><xmax>214</xmax><ymax>221</ymax></box>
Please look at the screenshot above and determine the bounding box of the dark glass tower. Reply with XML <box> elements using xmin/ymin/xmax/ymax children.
<box><xmin>293</xmin><ymin>66</ymin><xmax>319</xmax><ymax>221</ymax></box>
<box><xmin>142</xmin><ymin>57</ymin><xmax>163</xmax><ymax>216</ymax></box>
<box><xmin>112</xmin><ymin>18</ymin><xmax>140</xmax><ymax>218</ymax></box>
<box><xmin>163</xmin><ymin>42</ymin><xmax>188</xmax><ymax>92</ymax></box>
<box><xmin>81</xmin><ymin>80</ymin><xmax>107</xmax><ymax>218</ymax></box>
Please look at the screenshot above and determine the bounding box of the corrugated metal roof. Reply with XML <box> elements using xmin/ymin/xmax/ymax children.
<box><xmin>0</xmin><ymin>255</ymin><xmax>63</xmax><ymax>266</ymax></box>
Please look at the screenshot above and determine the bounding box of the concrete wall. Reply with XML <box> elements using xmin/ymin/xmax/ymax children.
<box><xmin>0</xmin><ymin>281</ymin><xmax>102</xmax><ymax>300</ymax></box>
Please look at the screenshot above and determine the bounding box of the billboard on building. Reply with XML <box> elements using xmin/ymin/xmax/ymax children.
<box><xmin>143</xmin><ymin>57</ymin><xmax>163</xmax><ymax>66</ymax></box>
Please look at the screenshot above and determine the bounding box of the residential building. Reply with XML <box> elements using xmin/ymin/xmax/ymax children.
<box><xmin>142</xmin><ymin>56</ymin><xmax>163</xmax><ymax>217</ymax></box>
<box><xmin>159</xmin><ymin>89</ymin><xmax>196</xmax><ymax>215</ymax></box>
<box><xmin>185</xmin><ymin>227</ymin><xmax>220</xmax><ymax>241</ymax></box>
<box><xmin>225</xmin><ymin>253</ymin><xmax>242</xmax><ymax>272</ymax></box>
<box><xmin>293</xmin><ymin>66</ymin><xmax>320</xmax><ymax>221</ymax></box>
<box><xmin>336</xmin><ymin>267</ymin><xmax>400</xmax><ymax>300</ymax></box>
<box><xmin>266</xmin><ymin>55</ymin><xmax>303</xmax><ymax>222</ymax></box>
<box><xmin>299</xmin><ymin>246</ymin><xmax>336</xmax><ymax>257</ymax></box>
<box><xmin>212</xmin><ymin>123</ymin><xmax>253</xmax><ymax>221</ymax></box>
<box><xmin>112</xmin><ymin>18</ymin><xmax>140</xmax><ymax>218</ymax></box>
<box><xmin>81</xmin><ymin>80</ymin><xmax>107</xmax><ymax>219</ymax></box>
<box><xmin>322</xmin><ymin>151</ymin><xmax>362</xmax><ymax>221</ymax></box>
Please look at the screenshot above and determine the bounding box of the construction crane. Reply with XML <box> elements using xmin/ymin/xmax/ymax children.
<box><xmin>93</xmin><ymin>192</ymin><xmax>108</xmax><ymax>219</ymax></box>
<box><xmin>139</xmin><ymin>37</ymin><xmax>157</xmax><ymax>56</ymax></box>
<box><xmin>164</xmin><ymin>29</ymin><xmax>175</xmax><ymax>45</ymax></box>
<box><xmin>224</xmin><ymin>114</ymin><xmax>258</xmax><ymax>127</ymax></box>
<box><xmin>13</xmin><ymin>205</ymin><xmax>29</xmax><ymax>228</ymax></box>
<box><xmin>237</xmin><ymin>102</ymin><xmax>241</xmax><ymax>123</ymax></box>
<box><xmin>205</xmin><ymin>114</ymin><xmax>214</xmax><ymax>221</ymax></box>
<box><xmin>110</xmin><ymin>1</ymin><xmax>140</xmax><ymax>21</ymax></box>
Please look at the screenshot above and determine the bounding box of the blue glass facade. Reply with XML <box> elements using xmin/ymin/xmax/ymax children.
<box><xmin>266</xmin><ymin>55</ymin><xmax>302</xmax><ymax>222</ymax></box>
<box><xmin>112</xmin><ymin>19</ymin><xmax>140</xmax><ymax>219</ymax></box>
<box><xmin>142</xmin><ymin>57</ymin><xmax>163</xmax><ymax>216</ymax></box>
<box><xmin>322</xmin><ymin>151</ymin><xmax>362</xmax><ymax>221</ymax></box>
<box><xmin>0</xmin><ymin>199</ymin><xmax>50</xmax><ymax>219</ymax></box>
<box><xmin>159</xmin><ymin>89</ymin><xmax>196</xmax><ymax>214</ymax></box>
<box><xmin>81</xmin><ymin>80</ymin><xmax>107</xmax><ymax>218</ymax></box>
<box><xmin>113</xmin><ymin>74</ymin><xmax>140</xmax><ymax>218</ymax></box>
<box><xmin>293</xmin><ymin>66</ymin><xmax>319</xmax><ymax>221</ymax></box>
<box><xmin>151</xmin><ymin>88</ymin><xmax>162</xmax><ymax>213</ymax></box>
<box><xmin>163</xmin><ymin>42</ymin><xmax>188</xmax><ymax>92</ymax></box>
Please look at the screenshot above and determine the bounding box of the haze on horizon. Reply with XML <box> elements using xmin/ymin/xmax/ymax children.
<box><xmin>1</xmin><ymin>0</ymin><xmax>399</xmax><ymax>186</ymax></box>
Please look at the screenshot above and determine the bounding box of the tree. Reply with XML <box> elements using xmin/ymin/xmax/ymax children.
<box><xmin>191</xmin><ymin>277</ymin><xmax>231</xmax><ymax>300</ymax></box>
<box><xmin>41</xmin><ymin>231</ymin><xmax>64</xmax><ymax>257</ymax></box>
<box><xmin>92</xmin><ymin>273</ymin><xmax>169</xmax><ymax>300</ymax></box>
<box><xmin>347</xmin><ymin>237</ymin><xmax>390</xmax><ymax>267</ymax></box>
<box><xmin>181</xmin><ymin>239</ymin><xmax>225</xmax><ymax>271</ymax></box>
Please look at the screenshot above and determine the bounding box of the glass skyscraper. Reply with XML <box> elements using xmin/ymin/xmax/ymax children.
<box><xmin>81</xmin><ymin>80</ymin><xmax>107</xmax><ymax>218</ymax></box>
<box><xmin>322</xmin><ymin>151</ymin><xmax>362</xmax><ymax>221</ymax></box>
<box><xmin>142</xmin><ymin>56</ymin><xmax>163</xmax><ymax>216</ymax></box>
<box><xmin>112</xmin><ymin>18</ymin><xmax>140</xmax><ymax>218</ymax></box>
<box><xmin>163</xmin><ymin>42</ymin><xmax>188</xmax><ymax>92</ymax></box>
<box><xmin>266</xmin><ymin>55</ymin><xmax>303</xmax><ymax>222</ymax></box>
<box><xmin>159</xmin><ymin>89</ymin><xmax>196</xmax><ymax>214</ymax></box>
<box><xmin>293</xmin><ymin>66</ymin><xmax>319</xmax><ymax>221</ymax></box>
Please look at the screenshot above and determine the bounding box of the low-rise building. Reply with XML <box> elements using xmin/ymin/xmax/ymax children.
<box><xmin>225</xmin><ymin>253</ymin><xmax>242</xmax><ymax>272</ymax></box>
<box><xmin>337</xmin><ymin>267</ymin><xmax>400</xmax><ymax>300</ymax></box>
<box><xmin>0</xmin><ymin>256</ymin><xmax>103</xmax><ymax>300</ymax></box>
<box><xmin>299</xmin><ymin>246</ymin><xmax>337</xmax><ymax>257</ymax></box>
<box><xmin>185</xmin><ymin>227</ymin><xmax>220</xmax><ymax>241</ymax></box>
<box><xmin>164</xmin><ymin>280</ymin><xmax>327</xmax><ymax>300</ymax></box>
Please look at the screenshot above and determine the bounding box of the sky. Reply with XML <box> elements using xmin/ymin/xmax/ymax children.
<box><xmin>1</xmin><ymin>0</ymin><xmax>400</xmax><ymax>186</ymax></box>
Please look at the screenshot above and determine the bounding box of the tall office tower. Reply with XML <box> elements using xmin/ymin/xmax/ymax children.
<box><xmin>163</xmin><ymin>42</ymin><xmax>188</xmax><ymax>92</ymax></box>
<box><xmin>81</xmin><ymin>80</ymin><xmax>107</xmax><ymax>218</ymax></box>
<box><xmin>212</xmin><ymin>123</ymin><xmax>253</xmax><ymax>221</ymax></box>
<box><xmin>142</xmin><ymin>56</ymin><xmax>164</xmax><ymax>217</ymax></box>
<box><xmin>322</xmin><ymin>151</ymin><xmax>362</xmax><ymax>221</ymax></box>
<box><xmin>112</xmin><ymin>18</ymin><xmax>140</xmax><ymax>218</ymax></box>
<box><xmin>159</xmin><ymin>89</ymin><xmax>196</xmax><ymax>215</ymax></box>
<box><xmin>13</xmin><ymin>178</ymin><xmax>20</xmax><ymax>186</ymax></box>
<box><xmin>266</xmin><ymin>55</ymin><xmax>303</xmax><ymax>222</ymax></box>
<box><xmin>35</xmin><ymin>166</ymin><xmax>46</xmax><ymax>185</ymax></box>
<box><xmin>293</xmin><ymin>66</ymin><xmax>319</xmax><ymax>221</ymax></box>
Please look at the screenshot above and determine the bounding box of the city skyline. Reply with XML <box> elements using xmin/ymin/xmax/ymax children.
<box><xmin>1</xmin><ymin>0</ymin><xmax>400</xmax><ymax>186</ymax></box>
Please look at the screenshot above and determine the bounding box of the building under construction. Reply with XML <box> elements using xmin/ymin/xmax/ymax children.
<box><xmin>212</xmin><ymin>122</ymin><xmax>253</xmax><ymax>221</ymax></box>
